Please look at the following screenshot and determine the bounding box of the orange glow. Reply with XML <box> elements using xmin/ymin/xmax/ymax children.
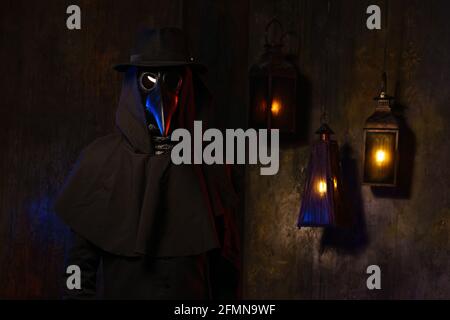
<box><xmin>374</xmin><ymin>149</ymin><xmax>388</xmax><ymax>166</ymax></box>
<box><xmin>317</xmin><ymin>180</ymin><xmax>327</xmax><ymax>196</ymax></box>
<box><xmin>271</xmin><ymin>99</ymin><xmax>281</xmax><ymax>116</ymax></box>
<box><xmin>333</xmin><ymin>177</ymin><xmax>338</xmax><ymax>189</ymax></box>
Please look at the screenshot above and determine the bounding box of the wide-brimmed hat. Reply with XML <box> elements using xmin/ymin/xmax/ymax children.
<box><xmin>114</xmin><ymin>27</ymin><xmax>206</xmax><ymax>73</ymax></box>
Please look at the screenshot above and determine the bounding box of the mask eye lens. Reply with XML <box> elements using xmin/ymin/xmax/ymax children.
<box><xmin>139</xmin><ymin>72</ymin><xmax>157</xmax><ymax>92</ymax></box>
<box><xmin>163</xmin><ymin>72</ymin><xmax>182</xmax><ymax>91</ymax></box>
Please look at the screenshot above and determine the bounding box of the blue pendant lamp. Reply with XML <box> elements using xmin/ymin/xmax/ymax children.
<box><xmin>297</xmin><ymin>122</ymin><xmax>343</xmax><ymax>228</ymax></box>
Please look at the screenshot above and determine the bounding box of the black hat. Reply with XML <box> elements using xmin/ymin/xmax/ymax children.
<box><xmin>114</xmin><ymin>27</ymin><xmax>206</xmax><ymax>72</ymax></box>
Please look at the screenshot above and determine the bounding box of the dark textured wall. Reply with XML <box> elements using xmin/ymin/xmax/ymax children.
<box><xmin>0</xmin><ymin>0</ymin><xmax>449</xmax><ymax>299</ymax></box>
<box><xmin>244</xmin><ymin>0</ymin><xmax>450</xmax><ymax>299</ymax></box>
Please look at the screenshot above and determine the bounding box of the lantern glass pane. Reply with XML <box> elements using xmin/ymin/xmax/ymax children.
<box><xmin>298</xmin><ymin>140</ymin><xmax>338</xmax><ymax>227</ymax></box>
<box><xmin>271</xmin><ymin>76</ymin><xmax>296</xmax><ymax>133</ymax></box>
<box><xmin>249</xmin><ymin>75</ymin><xmax>268</xmax><ymax>128</ymax></box>
<box><xmin>363</xmin><ymin>130</ymin><xmax>397</xmax><ymax>185</ymax></box>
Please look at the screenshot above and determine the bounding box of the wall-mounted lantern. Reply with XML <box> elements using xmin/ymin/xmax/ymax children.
<box><xmin>297</xmin><ymin>122</ymin><xmax>342</xmax><ymax>228</ymax></box>
<box><xmin>249</xmin><ymin>19</ymin><xmax>298</xmax><ymax>137</ymax></box>
<box><xmin>363</xmin><ymin>73</ymin><xmax>399</xmax><ymax>187</ymax></box>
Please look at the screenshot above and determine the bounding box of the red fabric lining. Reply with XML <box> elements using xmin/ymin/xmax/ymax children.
<box><xmin>176</xmin><ymin>67</ymin><xmax>241</xmax><ymax>274</ymax></box>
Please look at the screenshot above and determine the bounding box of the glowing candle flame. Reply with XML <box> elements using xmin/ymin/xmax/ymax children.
<box><xmin>333</xmin><ymin>177</ymin><xmax>337</xmax><ymax>189</ymax></box>
<box><xmin>271</xmin><ymin>100</ymin><xmax>281</xmax><ymax>116</ymax></box>
<box><xmin>317</xmin><ymin>180</ymin><xmax>327</xmax><ymax>196</ymax></box>
<box><xmin>375</xmin><ymin>149</ymin><xmax>387</xmax><ymax>165</ymax></box>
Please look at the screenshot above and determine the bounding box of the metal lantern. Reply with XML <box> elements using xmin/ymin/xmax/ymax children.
<box><xmin>297</xmin><ymin>123</ymin><xmax>343</xmax><ymax>228</ymax></box>
<box><xmin>363</xmin><ymin>73</ymin><xmax>399</xmax><ymax>187</ymax></box>
<box><xmin>249</xmin><ymin>19</ymin><xmax>298</xmax><ymax>136</ymax></box>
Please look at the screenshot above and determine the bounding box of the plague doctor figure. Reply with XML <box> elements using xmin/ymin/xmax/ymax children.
<box><xmin>55</xmin><ymin>28</ymin><xmax>240</xmax><ymax>299</ymax></box>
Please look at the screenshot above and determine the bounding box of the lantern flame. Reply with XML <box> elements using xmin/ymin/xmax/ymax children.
<box><xmin>375</xmin><ymin>149</ymin><xmax>387</xmax><ymax>165</ymax></box>
<box><xmin>271</xmin><ymin>100</ymin><xmax>281</xmax><ymax>116</ymax></box>
<box><xmin>317</xmin><ymin>180</ymin><xmax>327</xmax><ymax>196</ymax></box>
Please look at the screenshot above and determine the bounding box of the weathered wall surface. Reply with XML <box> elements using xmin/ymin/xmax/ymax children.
<box><xmin>244</xmin><ymin>0</ymin><xmax>450</xmax><ymax>299</ymax></box>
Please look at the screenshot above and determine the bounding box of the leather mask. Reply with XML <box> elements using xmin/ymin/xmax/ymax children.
<box><xmin>138</xmin><ymin>69</ymin><xmax>183</xmax><ymax>136</ymax></box>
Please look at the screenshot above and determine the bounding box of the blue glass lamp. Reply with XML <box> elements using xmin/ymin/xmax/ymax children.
<box><xmin>297</xmin><ymin>123</ymin><xmax>342</xmax><ymax>228</ymax></box>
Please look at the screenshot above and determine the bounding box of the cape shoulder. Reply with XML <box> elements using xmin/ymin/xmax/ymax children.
<box><xmin>78</xmin><ymin>133</ymin><xmax>124</xmax><ymax>168</ymax></box>
<box><xmin>54</xmin><ymin>133</ymin><xmax>124</xmax><ymax>213</ymax></box>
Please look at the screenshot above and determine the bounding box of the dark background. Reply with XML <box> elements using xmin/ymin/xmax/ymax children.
<box><xmin>0</xmin><ymin>0</ymin><xmax>449</xmax><ymax>299</ymax></box>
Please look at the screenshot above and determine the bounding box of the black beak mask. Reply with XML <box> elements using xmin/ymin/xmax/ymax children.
<box><xmin>138</xmin><ymin>69</ymin><xmax>183</xmax><ymax>136</ymax></box>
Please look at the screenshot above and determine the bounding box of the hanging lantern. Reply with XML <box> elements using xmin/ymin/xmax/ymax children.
<box><xmin>249</xmin><ymin>19</ymin><xmax>298</xmax><ymax>137</ymax></box>
<box><xmin>363</xmin><ymin>73</ymin><xmax>399</xmax><ymax>187</ymax></box>
<box><xmin>297</xmin><ymin>122</ymin><xmax>343</xmax><ymax>228</ymax></box>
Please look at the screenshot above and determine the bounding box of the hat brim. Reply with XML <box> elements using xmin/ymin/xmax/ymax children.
<box><xmin>114</xmin><ymin>61</ymin><xmax>207</xmax><ymax>73</ymax></box>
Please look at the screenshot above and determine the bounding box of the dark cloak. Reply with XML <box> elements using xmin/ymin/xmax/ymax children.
<box><xmin>54</xmin><ymin>67</ymin><xmax>240</xmax><ymax>273</ymax></box>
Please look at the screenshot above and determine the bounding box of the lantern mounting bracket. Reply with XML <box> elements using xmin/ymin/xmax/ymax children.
<box><xmin>264</xmin><ymin>18</ymin><xmax>295</xmax><ymax>51</ymax></box>
<box><xmin>375</xmin><ymin>72</ymin><xmax>394</xmax><ymax>101</ymax></box>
